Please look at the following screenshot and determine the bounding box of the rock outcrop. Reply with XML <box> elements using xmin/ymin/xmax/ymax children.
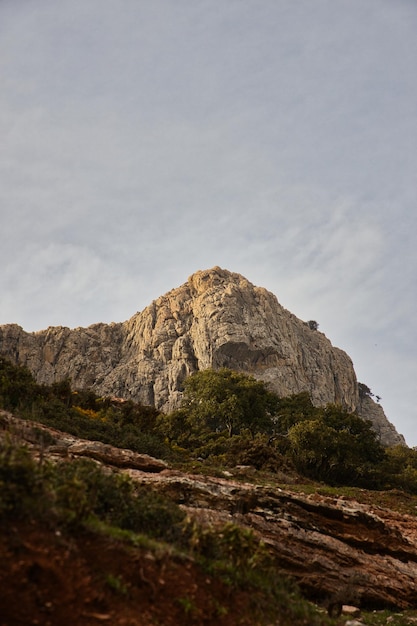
<box><xmin>358</xmin><ymin>395</ymin><xmax>404</xmax><ymax>448</ymax></box>
<box><xmin>2</xmin><ymin>410</ymin><xmax>416</xmax><ymax>610</ymax></box>
<box><xmin>0</xmin><ymin>267</ymin><xmax>404</xmax><ymax>445</ymax></box>
<box><xmin>133</xmin><ymin>468</ymin><xmax>417</xmax><ymax>610</ymax></box>
<box><xmin>0</xmin><ymin>410</ymin><xmax>168</xmax><ymax>473</ymax></box>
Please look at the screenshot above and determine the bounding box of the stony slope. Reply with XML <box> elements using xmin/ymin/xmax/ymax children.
<box><xmin>0</xmin><ymin>267</ymin><xmax>404</xmax><ymax>445</ymax></box>
<box><xmin>2</xmin><ymin>410</ymin><xmax>417</xmax><ymax>612</ymax></box>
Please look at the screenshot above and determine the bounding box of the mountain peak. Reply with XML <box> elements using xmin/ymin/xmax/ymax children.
<box><xmin>0</xmin><ymin>270</ymin><xmax>405</xmax><ymax>446</ymax></box>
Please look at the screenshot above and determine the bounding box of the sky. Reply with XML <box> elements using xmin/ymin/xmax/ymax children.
<box><xmin>1</xmin><ymin>1</ymin><xmax>416</xmax><ymax>444</ymax></box>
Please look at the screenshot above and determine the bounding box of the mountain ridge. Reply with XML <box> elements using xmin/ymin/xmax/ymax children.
<box><xmin>0</xmin><ymin>266</ymin><xmax>404</xmax><ymax>446</ymax></box>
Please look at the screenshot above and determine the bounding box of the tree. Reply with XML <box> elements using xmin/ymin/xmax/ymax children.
<box><xmin>358</xmin><ymin>382</ymin><xmax>373</xmax><ymax>400</ymax></box>
<box><xmin>180</xmin><ymin>368</ymin><xmax>279</xmax><ymax>438</ymax></box>
<box><xmin>287</xmin><ymin>404</ymin><xmax>385</xmax><ymax>485</ymax></box>
<box><xmin>274</xmin><ymin>392</ymin><xmax>317</xmax><ymax>434</ymax></box>
<box><xmin>0</xmin><ymin>357</ymin><xmax>39</xmax><ymax>410</ymax></box>
<box><xmin>380</xmin><ymin>445</ymin><xmax>417</xmax><ymax>493</ymax></box>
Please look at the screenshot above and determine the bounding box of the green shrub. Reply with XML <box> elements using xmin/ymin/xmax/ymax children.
<box><xmin>287</xmin><ymin>405</ymin><xmax>385</xmax><ymax>486</ymax></box>
<box><xmin>224</xmin><ymin>433</ymin><xmax>286</xmax><ymax>471</ymax></box>
<box><xmin>0</xmin><ymin>441</ymin><xmax>51</xmax><ymax>519</ymax></box>
<box><xmin>0</xmin><ymin>438</ymin><xmax>185</xmax><ymax>539</ymax></box>
<box><xmin>0</xmin><ymin>357</ymin><xmax>40</xmax><ymax>411</ymax></box>
<box><xmin>380</xmin><ymin>446</ymin><xmax>417</xmax><ymax>493</ymax></box>
<box><xmin>51</xmin><ymin>458</ymin><xmax>185</xmax><ymax>537</ymax></box>
<box><xmin>0</xmin><ymin>358</ymin><xmax>170</xmax><ymax>460</ymax></box>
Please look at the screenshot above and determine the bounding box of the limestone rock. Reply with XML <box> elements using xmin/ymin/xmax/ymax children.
<box><xmin>0</xmin><ymin>267</ymin><xmax>404</xmax><ymax>445</ymax></box>
<box><xmin>358</xmin><ymin>395</ymin><xmax>404</xmax><ymax>447</ymax></box>
<box><xmin>0</xmin><ymin>410</ymin><xmax>167</xmax><ymax>472</ymax></box>
<box><xmin>67</xmin><ymin>440</ymin><xmax>167</xmax><ymax>472</ymax></box>
<box><xmin>342</xmin><ymin>606</ymin><xmax>361</xmax><ymax>617</ymax></box>
<box><xmin>129</xmin><ymin>466</ymin><xmax>417</xmax><ymax>610</ymax></box>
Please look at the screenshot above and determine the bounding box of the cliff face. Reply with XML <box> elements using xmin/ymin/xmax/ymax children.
<box><xmin>0</xmin><ymin>267</ymin><xmax>404</xmax><ymax>445</ymax></box>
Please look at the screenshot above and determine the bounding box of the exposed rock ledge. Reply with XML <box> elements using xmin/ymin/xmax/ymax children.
<box><xmin>2</xmin><ymin>411</ymin><xmax>416</xmax><ymax>611</ymax></box>
<box><xmin>0</xmin><ymin>410</ymin><xmax>167</xmax><ymax>473</ymax></box>
<box><xmin>131</xmin><ymin>470</ymin><xmax>417</xmax><ymax>610</ymax></box>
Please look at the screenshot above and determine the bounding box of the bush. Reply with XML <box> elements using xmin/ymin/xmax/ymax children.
<box><xmin>0</xmin><ymin>438</ymin><xmax>186</xmax><ymax>540</ymax></box>
<box><xmin>380</xmin><ymin>446</ymin><xmax>417</xmax><ymax>493</ymax></box>
<box><xmin>0</xmin><ymin>358</ymin><xmax>170</xmax><ymax>460</ymax></box>
<box><xmin>0</xmin><ymin>357</ymin><xmax>40</xmax><ymax>411</ymax></box>
<box><xmin>287</xmin><ymin>405</ymin><xmax>385</xmax><ymax>486</ymax></box>
<box><xmin>0</xmin><ymin>441</ymin><xmax>51</xmax><ymax>519</ymax></box>
<box><xmin>51</xmin><ymin>458</ymin><xmax>186</xmax><ymax>537</ymax></box>
<box><xmin>225</xmin><ymin>433</ymin><xmax>286</xmax><ymax>471</ymax></box>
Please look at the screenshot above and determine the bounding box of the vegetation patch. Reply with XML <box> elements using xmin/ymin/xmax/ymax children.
<box><xmin>2</xmin><ymin>358</ymin><xmax>417</xmax><ymax>623</ymax></box>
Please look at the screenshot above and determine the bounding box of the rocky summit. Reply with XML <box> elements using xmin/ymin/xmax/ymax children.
<box><xmin>0</xmin><ymin>266</ymin><xmax>404</xmax><ymax>446</ymax></box>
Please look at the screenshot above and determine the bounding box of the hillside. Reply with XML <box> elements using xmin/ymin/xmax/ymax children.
<box><xmin>1</xmin><ymin>355</ymin><xmax>417</xmax><ymax>625</ymax></box>
<box><xmin>2</xmin><ymin>407</ymin><xmax>417</xmax><ymax>626</ymax></box>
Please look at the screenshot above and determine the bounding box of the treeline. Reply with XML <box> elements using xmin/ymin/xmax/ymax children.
<box><xmin>1</xmin><ymin>357</ymin><xmax>417</xmax><ymax>492</ymax></box>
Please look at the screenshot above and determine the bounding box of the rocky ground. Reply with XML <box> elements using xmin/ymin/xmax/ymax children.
<box><xmin>130</xmin><ymin>469</ymin><xmax>417</xmax><ymax>609</ymax></box>
<box><xmin>2</xmin><ymin>410</ymin><xmax>417</xmax><ymax>625</ymax></box>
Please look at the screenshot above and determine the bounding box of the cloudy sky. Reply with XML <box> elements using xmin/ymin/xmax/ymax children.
<box><xmin>1</xmin><ymin>1</ymin><xmax>416</xmax><ymax>444</ymax></box>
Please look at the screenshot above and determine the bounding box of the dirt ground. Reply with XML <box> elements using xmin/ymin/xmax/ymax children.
<box><xmin>0</xmin><ymin>520</ymin><xmax>273</xmax><ymax>626</ymax></box>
